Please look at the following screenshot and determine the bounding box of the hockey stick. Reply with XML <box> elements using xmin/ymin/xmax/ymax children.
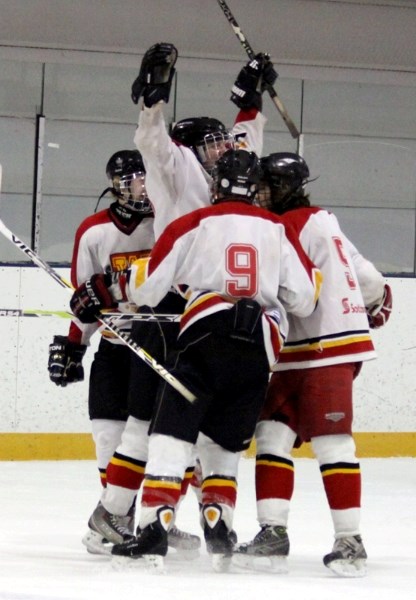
<box><xmin>100</xmin><ymin>311</ymin><xmax>180</xmax><ymax>323</ymax></box>
<box><xmin>0</xmin><ymin>216</ymin><xmax>196</xmax><ymax>402</ymax></box>
<box><xmin>0</xmin><ymin>308</ymin><xmax>180</xmax><ymax>322</ymax></box>
<box><xmin>0</xmin><ymin>308</ymin><xmax>73</xmax><ymax>318</ymax></box>
<box><xmin>216</xmin><ymin>0</ymin><xmax>300</xmax><ymax>139</ymax></box>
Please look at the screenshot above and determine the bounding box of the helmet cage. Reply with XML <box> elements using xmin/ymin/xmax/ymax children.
<box><xmin>195</xmin><ymin>131</ymin><xmax>235</xmax><ymax>173</ymax></box>
<box><xmin>257</xmin><ymin>181</ymin><xmax>273</xmax><ymax>210</ymax></box>
<box><xmin>117</xmin><ymin>171</ymin><xmax>152</xmax><ymax>213</ymax></box>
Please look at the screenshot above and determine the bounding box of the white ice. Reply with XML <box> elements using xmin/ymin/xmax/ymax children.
<box><xmin>0</xmin><ymin>457</ymin><xmax>415</xmax><ymax>600</ymax></box>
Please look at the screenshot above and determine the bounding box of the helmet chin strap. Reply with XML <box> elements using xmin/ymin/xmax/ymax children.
<box><xmin>94</xmin><ymin>187</ymin><xmax>122</xmax><ymax>213</ymax></box>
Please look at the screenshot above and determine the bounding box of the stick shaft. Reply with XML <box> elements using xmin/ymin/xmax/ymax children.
<box><xmin>0</xmin><ymin>217</ymin><xmax>195</xmax><ymax>402</ymax></box>
<box><xmin>0</xmin><ymin>308</ymin><xmax>180</xmax><ymax>322</ymax></box>
<box><xmin>217</xmin><ymin>0</ymin><xmax>300</xmax><ymax>138</ymax></box>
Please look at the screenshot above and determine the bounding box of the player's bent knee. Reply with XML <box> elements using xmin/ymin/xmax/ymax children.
<box><xmin>197</xmin><ymin>432</ymin><xmax>240</xmax><ymax>477</ymax></box>
<box><xmin>91</xmin><ymin>419</ymin><xmax>125</xmax><ymax>453</ymax></box>
<box><xmin>255</xmin><ymin>420</ymin><xmax>297</xmax><ymax>457</ymax></box>
<box><xmin>312</xmin><ymin>434</ymin><xmax>357</xmax><ymax>465</ymax></box>
<box><xmin>117</xmin><ymin>416</ymin><xmax>150</xmax><ymax>461</ymax></box>
<box><xmin>146</xmin><ymin>433</ymin><xmax>194</xmax><ymax>478</ymax></box>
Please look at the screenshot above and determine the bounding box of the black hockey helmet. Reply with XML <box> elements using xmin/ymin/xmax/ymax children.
<box><xmin>170</xmin><ymin>117</ymin><xmax>234</xmax><ymax>173</ymax></box>
<box><xmin>211</xmin><ymin>149</ymin><xmax>261</xmax><ymax>204</ymax></box>
<box><xmin>105</xmin><ymin>150</ymin><xmax>152</xmax><ymax>213</ymax></box>
<box><xmin>259</xmin><ymin>152</ymin><xmax>310</xmax><ymax>214</ymax></box>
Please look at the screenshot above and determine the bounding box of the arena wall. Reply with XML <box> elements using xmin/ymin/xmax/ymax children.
<box><xmin>0</xmin><ymin>267</ymin><xmax>414</xmax><ymax>459</ymax></box>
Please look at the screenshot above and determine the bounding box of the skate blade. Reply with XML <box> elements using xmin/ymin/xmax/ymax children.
<box><xmin>232</xmin><ymin>553</ymin><xmax>289</xmax><ymax>574</ymax></box>
<box><xmin>111</xmin><ymin>554</ymin><xmax>166</xmax><ymax>574</ymax></box>
<box><xmin>326</xmin><ymin>558</ymin><xmax>367</xmax><ymax>578</ymax></box>
<box><xmin>211</xmin><ymin>553</ymin><xmax>232</xmax><ymax>573</ymax></box>
<box><xmin>82</xmin><ymin>530</ymin><xmax>112</xmax><ymax>556</ymax></box>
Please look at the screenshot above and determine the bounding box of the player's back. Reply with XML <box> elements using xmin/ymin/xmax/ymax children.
<box><xmin>168</xmin><ymin>201</ymin><xmax>319</xmax><ymax>320</ymax></box>
<box><xmin>277</xmin><ymin>206</ymin><xmax>377</xmax><ymax>369</ymax></box>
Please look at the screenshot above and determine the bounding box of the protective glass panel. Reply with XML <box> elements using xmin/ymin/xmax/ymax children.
<box><xmin>0</xmin><ymin>59</ymin><xmax>43</xmax><ymax>117</ymax></box>
<box><xmin>303</xmin><ymin>80</ymin><xmax>416</xmax><ymax>138</ymax></box>
<box><xmin>40</xmin><ymin>120</ymin><xmax>139</xmax><ymax>262</ymax></box>
<box><xmin>0</xmin><ymin>117</ymin><xmax>35</xmax><ymax>262</ymax></box>
<box><xmin>324</xmin><ymin>206</ymin><xmax>415</xmax><ymax>274</ymax></box>
<box><xmin>43</xmin><ymin>62</ymin><xmax>139</xmax><ymax>123</ymax></box>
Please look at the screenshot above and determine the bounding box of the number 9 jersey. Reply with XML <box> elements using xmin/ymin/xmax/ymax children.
<box><xmin>127</xmin><ymin>201</ymin><xmax>322</xmax><ymax>369</ymax></box>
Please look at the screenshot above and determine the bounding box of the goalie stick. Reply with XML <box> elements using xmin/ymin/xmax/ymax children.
<box><xmin>216</xmin><ymin>0</ymin><xmax>300</xmax><ymax>139</ymax></box>
<box><xmin>0</xmin><ymin>213</ymin><xmax>196</xmax><ymax>402</ymax></box>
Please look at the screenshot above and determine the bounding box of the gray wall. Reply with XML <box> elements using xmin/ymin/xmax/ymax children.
<box><xmin>0</xmin><ymin>0</ymin><xmax>416</xmax><ymax>272</ymax></box>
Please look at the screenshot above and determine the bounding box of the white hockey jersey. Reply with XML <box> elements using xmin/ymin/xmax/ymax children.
<box><xmin>128</xmin><ymin>202</ymin><xmax>322</xmax><ymax>368</ymax></box>
<box><xmin>134</xmin><ymin>103</ymin><xmax>266</xmax><ymax>239</ymax></box>
<box><xmin>68</xmin><ymin>204</ymin><xmax>155</xmax><ymax>346</ymax></box>
<box><xmin>276</xmin><ymin>206</ymin><xmax>386</xmax><ymax>370</ymax></box>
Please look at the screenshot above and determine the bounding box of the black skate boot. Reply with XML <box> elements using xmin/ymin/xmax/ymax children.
<box><xmin>232</xmin><ymin>525</ymin><xmax>290</xmax><ymax>573</ymax></box>
<box><xmin>111</xmin><ymin>506</ymin><xmax>172</xmax><ymax>572</ymax></box>
<box><xmin>82</xmin><ymin>501</ymin><xmax>135</xmax><ymax>555</ymax></box>
<box><xmin>323</xmin><ymin>535</ymin><xmax>367</xmax><ymax>577</ymax></box>
<box><xmin>202</xmin><ymin>504</ymin><xmax>235</xmax><ymax>573</ymax></box>
<box><xmin>135</xmin><ymin>522</ymin><xmax>201</xmax><ymax>558</ymax></box>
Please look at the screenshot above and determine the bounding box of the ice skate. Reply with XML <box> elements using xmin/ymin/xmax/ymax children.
<box><xmin>232</xmin><ymin>525</ymin><xmax>289</xmax><ymax>573</ymax></box>
<box><xmin>82</xmin><ymin>527</ymin><xmax>112</xmax><ymax>556</ymax></box>
<box><xmin>202</xmin><ymin>504</ymin><xmax>235</xmax><ymax>573</ymax></box>
<box><xmin>111</xmin><ymin>506</ymin><xmax>172</xmax><ymax>573</ymax></box>
<box><xmin>323</xmin><ymin>535</ymin><xmax>367</xmax><ymax>577</ymax></box>
<box><xmin>167</xmin><ymin>525</ymin><xmax>201</xmax><ymax>558</ymax></box>
<box><xmin>135</xmin><ymin>522</ymin><xmax>201</xmax><ymax>558</ymax></box>
<box><xmin>84</xmin><ymin>501</ymin><xmax>135</xmax><ymax>551</ymax></box>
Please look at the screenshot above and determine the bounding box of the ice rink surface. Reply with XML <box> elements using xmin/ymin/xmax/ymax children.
<box><xmin>0</xmin><ymin>457</ymin><xmax>414</xmax><ymax>600</ymax></box>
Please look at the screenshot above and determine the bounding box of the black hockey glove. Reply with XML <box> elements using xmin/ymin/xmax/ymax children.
<box><xmin>48</xmin><ymin>335</ymin><xmax>87</xmax><ymax>387</ymax></box>
<box><xmin>131</xmin><ymin>42</ymin><xmax>178</xmax><ymax>106</ymax></box>
<box><xmin>230</xmin><ymin>53</ymin><xmax>278</xmax><ymax>111</ymax></box>
<box><xmin>70</xmin><ymin>273</ymin><xmax>117</xmax><ymax>324</ymax></box>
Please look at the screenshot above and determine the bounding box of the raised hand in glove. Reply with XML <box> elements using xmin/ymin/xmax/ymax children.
<box><xmin>366</xmin><ymin>283</ymin><xmax>392</xmax><ymax>329</ymax></box>
<box><xmin>131</xmin><ymin>42</ymin><xmax>178</xmax><ymax>106</ymax></box>
<box><xmin>48</xmin><ymin>335</ymin><xmax>87</xmax><ymax>387</ymax></box>
<box><xmin>230</xmin><ymin>52</ymin><xmax>278</xmax><ymax>111</ymax></box>
<box><xmin>70</xmin><ymin>273</ymin><xmax>117</xmax><ymax>324</ymax></box>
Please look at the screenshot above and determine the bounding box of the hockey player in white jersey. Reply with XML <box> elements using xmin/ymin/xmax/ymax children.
<box><xmin>232</xmin><ymin>152</ymin><xmax>392</xmax><ymax>577</ymax></box>
<box><xmin>130</xmin><ymin>42</ymin><xmax>277</xmax><ymax>238</ymax></box>
<box><xmin>69</xmin><ymin>149</ymin><xmax>323</xmax><ymax>572</ymax></box>
<box><xmin>48</xmin><ymin>150</ymin><xmax>199</xmax><ymax>556</ymax></box>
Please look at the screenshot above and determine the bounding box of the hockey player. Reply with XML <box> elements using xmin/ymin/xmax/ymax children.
<box><xmin>47</xmin><ymin>150</ymin><xmax>199</xmax><ymax>556</ymax></box>
<box><xmin>130</xmin><ymin>42</ymin><xmax>277</xmax><ymax>238</ymax></box>
<box><xmin>75</xmin><ymin>44</ymin><xmax>276</xmax><ymax>553</ymax></box>
<box><xmin>69</xmin><ymin>149</ymin><xmax>323</xmax><ymax>573</ymax></box>
<box><xmin>232</xmin><ymin>152</ymin><xmax>392</xmax><ymax>577</ymax></box>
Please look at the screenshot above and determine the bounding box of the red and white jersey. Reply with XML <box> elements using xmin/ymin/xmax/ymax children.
<box><xmin>68</xmin><ymin>203</ymin><xmax>155</xmax><ymax>346</ymax></box>
<box><xmin>276</xmin><ymin>206</ymin><xmax>386</xmax><ymax>370</ymax></box>
<box><xmin>128</xmin><ymin>202</ymin><xmax>322</xmax><ymax>368</ymax></box>
<box><xmin>134</xmin><ymin>103</ymin><xmax>266</xmax><ymax>238</ymax></box>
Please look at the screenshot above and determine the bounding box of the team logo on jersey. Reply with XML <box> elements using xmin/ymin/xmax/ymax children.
<box><xmin>325</xmin><ymin>412</ymin><xmax>345</xmax><ymax>422</ymax></box>
<box><xmin>342</xmin><ymin>297</ymin><xmax>366</xmax><ymax>314</ymax></box>
<box><xmin>110</xmin><ymin>249</ymin><xmax>151</xmax><ymax>272</ymax></box>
